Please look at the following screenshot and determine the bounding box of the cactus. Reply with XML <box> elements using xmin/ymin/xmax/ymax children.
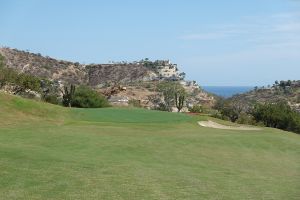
<box><xmin>62</xmin><ymin>84</ymin><xmax>75</xmax><ymax>107</ymax></box>
<box><xmin>175</xmin><ymin>92</ymin><xmax>185</xmax><ymax>112</ymax></box>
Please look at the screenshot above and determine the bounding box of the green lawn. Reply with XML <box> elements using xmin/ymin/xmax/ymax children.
<box><xmin>0</xmin><ymin>93</ymin><xmax>300</xmax><ymax>200</ymax></box>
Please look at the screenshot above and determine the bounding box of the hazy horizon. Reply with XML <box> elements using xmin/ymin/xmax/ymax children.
<box><xmin>1</xmin><ymin>0</ymin><xmax>299</xmax><ymax>86</ymax></box>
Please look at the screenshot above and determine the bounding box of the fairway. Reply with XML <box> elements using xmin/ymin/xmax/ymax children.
<box><xmin>0</xmin><ymin>93</ymin><xmax>300</xmax><ymax>200</ymax></box>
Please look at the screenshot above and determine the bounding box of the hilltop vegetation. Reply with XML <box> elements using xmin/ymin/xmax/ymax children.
<box><xmin>229</xmin><ymin>80</ymin><xmax>300</xmax><ymax>112</ymax></box>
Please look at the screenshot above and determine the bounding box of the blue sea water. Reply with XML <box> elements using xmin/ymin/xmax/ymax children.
<box><xmin>202</xmin><ymin>86</ymin><xmax>254</xmax><ymax>98</ymax></box>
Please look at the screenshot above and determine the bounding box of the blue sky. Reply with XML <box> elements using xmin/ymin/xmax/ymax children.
<box><xmin>0</xmin><ymin>0</ymin><xmax>299</xmax><ymax>86</ymax></box>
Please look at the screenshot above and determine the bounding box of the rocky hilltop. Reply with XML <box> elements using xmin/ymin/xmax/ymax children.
<box><xmin>88</xmin><ymin>64</ymin><xmax>152</xmax><ymax>86</ymax></box>
<box><xmin>0</xmin><ymin>47</ymin><xmax>214</xmax><ymax>110</ymax></box>
<box><xmin>0</xmin><ymin>47</ymin><xmax>156</xmax><ymax>86</ymax></box>
<box><xmin>228</xmin><ymin>80</ymin><xmax>300</xmax><ymax>112</ymax></box>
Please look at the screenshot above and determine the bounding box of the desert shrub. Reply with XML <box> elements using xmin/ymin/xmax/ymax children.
<box><xmin>17</xmin><ymin>73</ymin><xmax>41</xmax><ymax>92</ymax></box>
<box><xmin>155</xmin><ymin>103</ymin><xmax>169</xmax><ymax>111</ymax></box>
<box><xmin>213</xmin><ymin>97</ymin><xmax>246</xmax><ymax>122</ymax></box>
<box><xmin>219</xmin><ymin>104</ymin><xmax>240</xmax><ymax>122</ymax></box>
<box><xmin>236</xmin><ymin>113</ymin><xmax>256</xmax><ymax>125</ymax></box>
<box><xmin>211</xmin><ymin>112</ymin><xmax>230</xmax><ymax>121</ymax></box>
<box><xmin>42</xmin><ymin>94</ymin><xmax>60</xmax><ymax>105</ymax></box>
<box><xmin>145</xmin><ymin>83</ymin><xmax>152</xmax><ymax>89</ymax></box>
<box><xmin>0</xmin><ymin>67</ymin><xmax>16</xmax><ymax>86</ymax></box>
<box><xmin>297</xmin><ymin>95</ymin><xmax>300</xmax><ymax>103</ymax></box>
<box><xmin>0</xmin><ymin>67</ymin><xmax>41</xmax><ymax>92</ymax></box>
<box><xmin>40</xmin><ymin>79</ymin><xmax>62</xmax><ymax>105</ymax></box>
<box><xmin>0</xmin><ymin>54</ymin><xmax>4</xmax><ymax>69</ymax></box>
<box><xmin>71</xmin><ymin>85</ymin><xmax>110</xmax><ymax>108</ymax></box>
<box><xmin>189</xmin><ymin>105</ymin><xmax>202</xmax><ymax>113</ymax></box>
<box><xmin>289</xmin><ymin>115</ymin><xmax>300</xmax><ymax>133</ymax></box>
<box><xmin>42</xmin><ymin>64</ymin><xmax>52</xmax><ymax>70</ymax></box>
<box><xmin>128</xmin><ymin>99</ymin><xmax>141</xmax><ymax>107</ymax></box>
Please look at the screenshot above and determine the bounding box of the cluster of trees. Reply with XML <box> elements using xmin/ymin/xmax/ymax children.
<box><xmin>273</xmin><ymin>80</ymin><xmax>295</xmax><ymax>95</ymax></box>
<box><xmin>214</xmin><ymin>98</ymin><xmax>300</xmax><ymax>134</ymax></box>
<box><xmin>213</xmin><ymin>98</ymin><xmax>246</xmax><ymax>122</ymax></box>
<box><xmin>252</xmin><ymin>102</ymin><xmax>300</xmax><ymax>134</ymax></box>
<box><xmin>273</xmin><ymin>80</ymin><xmax>293</xmax><ymax>88</ymax></box>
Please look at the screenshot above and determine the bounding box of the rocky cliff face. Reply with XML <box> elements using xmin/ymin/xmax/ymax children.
<box><xmin>87</xmin><ymin>64</ymin><xmax>156</xmax><ymax>87</ymax></box>
<box><xmin>0</xmin><ymin>47</ymin><xmax>158</xmax><ymax>86</ymax></box>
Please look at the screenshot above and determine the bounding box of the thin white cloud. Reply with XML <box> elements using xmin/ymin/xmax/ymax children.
<box><xmin>179</xmin><ymin>29</ymin><xmax>243</xmax><ymax>40</ymax></box>
<box><xmin>180</xmin><ymin>33</ymin><xmax>227</xmax><ymax>40</ymax></box>
<box><xmin>179</xmin><ymin>12</ymin><xmax>300</xmax><ymax>44</ymax></box>
<box><xmin>178</xmin><ymin>11</ymin><xmax>300</xmax><ymax>85</ymax></box>
<box><xmin>273</xmin><ymin>21</ymin><xmax>300</xmax><ymax>32</ymax></box>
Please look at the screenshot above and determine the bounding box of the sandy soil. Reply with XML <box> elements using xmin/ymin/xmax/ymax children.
<box><xmin>198</xmin><ymin>120</ymin><xmax>261</xmax><ymax>131</ymax></box>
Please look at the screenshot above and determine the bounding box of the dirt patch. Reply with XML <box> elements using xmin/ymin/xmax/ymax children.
<box><xmin>198</xmin><ymin>120</ymin><xmax>261</xmax><ymax>131</ymax></box>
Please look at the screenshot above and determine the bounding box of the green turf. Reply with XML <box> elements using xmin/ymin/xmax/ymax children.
<box><xmin>0</xmin><ymin>93</ymin><xmax>300</xmax><ymax>200</ymax></box>
<box><xmin>71</xmin><ymin>107</ymin><xmax>192</xmax><ymax>123</ymax></box>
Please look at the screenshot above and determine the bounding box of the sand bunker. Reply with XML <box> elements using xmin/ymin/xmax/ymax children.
<box><xmin>198</xmin><ymin>120</ymin><xmax>261</xmax><ymax>131</ymax></box>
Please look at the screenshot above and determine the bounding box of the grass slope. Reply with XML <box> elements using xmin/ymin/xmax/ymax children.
<box><xmin>0</xmin><ymin>93</ymin><xmax>300</xmax><ymax>200</ymax></box>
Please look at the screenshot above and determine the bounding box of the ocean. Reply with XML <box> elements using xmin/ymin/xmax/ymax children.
<box><xmin>202</xmin><ymin>86</ymin><xmax>254</xmax><ymax>98</ymax></box>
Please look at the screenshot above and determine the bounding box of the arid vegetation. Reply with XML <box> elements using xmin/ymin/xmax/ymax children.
<box><xmin>213</xmin><ymin>81</ymin><xmax>300</xmax><ymax>134</ymax></box>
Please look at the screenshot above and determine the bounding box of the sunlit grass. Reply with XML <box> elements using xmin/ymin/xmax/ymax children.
<box><xmin>0</xmin><ymin>93</ymin><xmax>299</xmax><ymax>199</ymax></box>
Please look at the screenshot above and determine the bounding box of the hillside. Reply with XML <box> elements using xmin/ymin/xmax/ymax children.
<box><xmin>228</xmin><ymin>80</ymin><xmax>300</xmax><ymax>112</ymax></box>
<box><xmin>0</xmin><ymin>93</ymin><xmax>300</xmax><ymax>199</ymax></box>
<box><xmin>0</xmin><ymin>47</ymin><xmax>214</xmax><ymax>109</ymax></box>
<box><xmin>0</xmin><ymin>47</ymin><xmax>87</xmax><ymax>85</ymax></box>
<box><xmin>0</xmin><ymin>47</ymin><xmax>154</xmax><ymax>86</ymax></box>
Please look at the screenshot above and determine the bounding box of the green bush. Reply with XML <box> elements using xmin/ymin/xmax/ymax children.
<box><xmin>236</xmin><ymin>113</ymin><xmax>256</xmax><ymax>125</ymax></box>
<box><xmin>251</xmin><ymin>101</ymin><xmax>300</xmax><ymax>134</ymax></box>
<box><xmin>71</xmin><ymin>86</ymin><xmax>110</xmax><ymax>108</ymax></box>
<box><xmin>189</xmin><ymin>105</ymin><xmax>202</xmax><ymax>113</ymax></box>
<box><xmin>128</xmin><ymin>99</ymin><xmax>142</xmax><ymax>107</ymax></box>
<box><xmin>42</xmin><ymin>94</ymin><xmax>60</xmax><ymax>105</ymax></box>
<box><xmin>0</xmin><ymin>54</ymin><xmax>4</xmax><ymax>69</ymax></box>
<box><xmin>155</xmin><ymin>103</ymin><xmax>169</xmax><ymax>111</ymax></box>
<box><xmin>17</xmin><ymin>73</ymin><xmax>41</xmax><ymax>92</ymax></box>
<box><xmin>0</xmin><ymin>67</ymin><xmax>41</xmax><ymax>92</ymax></box>
<box><xmin>211</xmin><ymin>112</ymin><xmax>230</xmax><ymax>121</ymax></box>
